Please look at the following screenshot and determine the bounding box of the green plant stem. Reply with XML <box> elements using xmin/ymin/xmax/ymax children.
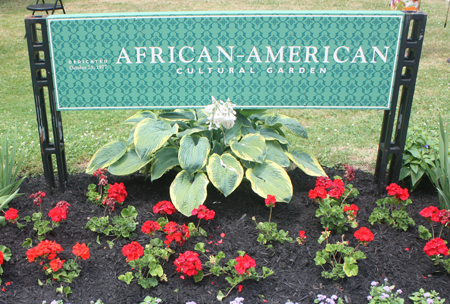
<box><xmin>268</xmin><ymin>207</ymin><xmax>273</xmax><ymax>223</ymax></box>
<box><xmin>431</xmin><ymin>222</ymin><xmax>436</xmax><ymax>238</ymax></box>
<box><xmin>340</xmin><ymin>188</ymin><xmax>354</xmax><ymax>205</ymax></box>
<box><xmin>196</xmin><ymin>218</ymin><xmax>201</xmax><ymax>230</ymax></box>
<box><xmin>438</xmin><ymin>225</ymin><xmax>444</xmax><ymax>238</ymax></box>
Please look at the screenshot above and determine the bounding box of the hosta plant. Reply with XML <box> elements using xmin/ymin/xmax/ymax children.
<box><xmin>368</xmin><ymin>184</ymin><xmax>415</xmax><ymax>231</ymax></box>
<box><xmin>86</xmin><ymin>96</ymin><xmax>325</xmax><ymax>216</ymax></box>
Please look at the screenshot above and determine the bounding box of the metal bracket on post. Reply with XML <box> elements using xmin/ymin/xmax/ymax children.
<box><xmin>25</xmin><ymin>15</ymin><xmax>68</xmax><ymax>190</ymax></box>
<box><xmin>374</xmin><ymin>11</ymin><xmax>427</xmax><ymax>189</ymax></box>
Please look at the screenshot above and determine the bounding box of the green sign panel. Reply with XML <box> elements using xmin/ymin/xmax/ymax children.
<box><xmin>47</xmin><ymin>11</ymin><xmax>404</xmax><ymax>110</ymax></box>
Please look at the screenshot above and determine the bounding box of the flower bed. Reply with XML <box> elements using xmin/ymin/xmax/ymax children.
<box><xmin>0</xmin><ymin>168</ymin><xmax>448</xmax><ymax>303</ymax></box>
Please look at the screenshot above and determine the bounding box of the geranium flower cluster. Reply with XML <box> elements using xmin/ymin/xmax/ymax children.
<box><xmin>344</xmin><ymin>164</ymin><xmax>355</xmax><ymax>182</ymax></box>
<box><xmin>163</xmin><ymin>221</ymin><xmax>190</xmax><ymax>246</ymax></box>
<box><xmin>93</xmin><ymin>168</ymin><xmax>108</xmax><ymax>186</ymax></box>
<box><xmin>4</xmin><ymin>208</ymin><xmax>18</xmax><ymax>223</ymax></box>
<box><xmin>26</xmin><ymin>240</ymin><xmax>90</xmax><ymax>277</ymax></box>
<box><xmin>29</xmin><ymin>191</ymin><xmax>46</xmax><ymax>207</ymax></box>
<box><xmin>153</xmin><ymin>200</ymin><xmax>177</xmax><ymax>216</ymax></box>
<box><xmin>141</xmin><ymin>220</ymin><xmax>161</xmax><ymax>237</ymax></box>
<box><xmin>354</xmin><ymin>227</ymin><xmax>374</xmax><ymax>244</ymax></box>
<box><xmin>309</xmin><ymin>176</ymin><xmax>345</xmax><ymax>200</ymax></box>
<box><xmin>343</xmin><ymin>204</ymin><xmax>359</xmax><ymax>217</ymax></box>
<box><xmin>234</xmin><ymin>254</ymin><xmax>256</xmax><ymax>275</ymax></box>
<box><xmin>386</xmin><ymin>183</ymin><xmax>409</xmax><ymax>201</ymax></box>
<box><xmin>423</xmin><ymin>238</ymin><xmax>449</xmax><ymax>257</ymax></box>
<box><xmin>174</xmin><ymin>251</ymin><xmax>202</xmax><ymax>276</ymax></box>
<box><xmin>122</xmin><ymin>241</ymin><xmax>144</xmax><ymax>262</ymax></box>
<box><xmin>103</xmin><ymin>182</ymin><xmax>127</xmax><ymax>212</ymax></box>
<box><xmin>48</xmin><ymin>201</ymin><xmax>70</xmax><ymax>223</ymax></box>
<box><xmin>296</xmin><ymin>230</ymin><xmax>307</xmax><ymax>245</ymax></box>
<box><xmin>191</xmin><ymin>205</ymin><xmax>215</xmax><ymax>220</ymax></box>
<box><xmin>420</xmin><ymin>206</ymin><xmax>450</xmax><ymax>225</ymax></box>
<box><xmin>265</xmin><ymin>195</ymin><xmax>276</xmax><ymax>208</ymax></box>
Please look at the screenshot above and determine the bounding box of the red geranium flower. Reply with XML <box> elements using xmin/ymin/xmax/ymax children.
<box><xmin>141</xmin><ymin>221</ymin><xmax>161</xmax><ymax>236</ymax></box>
<box><xmin>234</xmin><ymin>254</ymin><xmax>256</xmax><ymax>275</ymax></box>
<box><xmin>354</xmin><ymin>227</ymin><xmax>374</xmax><ymax>243</ymax></box>
<box><xmin>174</xmin><ymin>251</ymin><xmax>202</xmax><ymax>276</ymax></box>
<box><xmin>316</xmin><ymin>176</ymin><xmax>333</xmax><ymax>188</ymax></box>
<box><xmin>344</xmin><ymin>165</ymin><xmax>355</xmax><ymax>182</ymax></box>
<box><xmin>265</xmin><ymin>195</ymin><xmax>276</xmax><ymax>208</ymax></box>
<box><xmin>386</xmin><ymin>183</ymin><xmax>409</xmax><ymax>201</ymax></box>
<box><xmin>26</xmin><ymin>240</ymin><xmax>63</xmax><ymax>263</ymax></box>
<box><xmin>48</xmin><ymin>206</ymin><xmax>67</xmax><ymax>222</ymax></box>
<box><xmin>343</xmin><ymin>204</ymin><xmax>359</xmax><ymax>217</ymax></box>
<box><xmin>192</xmin><ymin>205</ymin><xmax>215</xmax><ymax>220</ymax></box>
<box><xmin>49</xmin><ymin>258</ymin><xmax>65</xmax><ymax>272</ymax></box>
<box><xmin>308</xmin><ymin>187</ymin><xmax>327</xmax><ymax>200</ymax></box>
<box><xmin>29</xmin><ymin>191</ymin><xmax>46</xmax><ymax>207</ymax></box>
<box><xmin>424</xmin><ymin>238</ymin><xmax>449</xmax><ymax>257</ymax></box>
<box><xmin>108</xmin><ymin>182</ymin><xmax>127</xmax><ymax>203</ymax></box>
<box><xmin>56</xmin><ymin>201</ymin><xmax>70</xmax><ymax>213</ymax></box>
<box><xmin>420</xmin><ymin>206</ymin><xmax>441</xmax><ymax>222</ymax></box>
<box><xmin>153</xmin><ymin>200</ymin><xmax>177</xmax><ymax>215</ymax></box>
<box><xmin>163</xmin><ymin>222</ymin><xmax>190</xmax><ymax>246</ymax></box>
<box><xmin>0</xmin><ymin>251</ymin><xmax>4</xmax><ymax>265</ymax></box>
<box><xmin>72</xmin><ymin>243</ymin><xmax>90</xmax><ymax>260</ymax></box>
<box><xmin>328</xmin><ymin>178</ymin><xmax>345</xmax><ymax>199</ymax></box>
<box><xmin>438</xmin><ymin>209</ymin><xmax>450</xmax><ymax>225</ymax></box>
<box><xmin>4</xmin><ymin>208</ymin><xmax>19</xmax><ymax>222</ymax></box>
<box><xmin>122</xmin><ymin>241</ymin><xmax>144</xmax><ymax>262</ymax></box>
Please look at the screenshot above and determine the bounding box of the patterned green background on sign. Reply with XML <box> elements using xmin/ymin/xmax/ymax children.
<box><xmin>47</xmin><ymin>11</ymin><xmax>404</xmax><ymax>110</ymax></box>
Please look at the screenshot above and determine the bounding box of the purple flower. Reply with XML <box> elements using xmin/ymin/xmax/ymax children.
<box><xmin>424</xmin><ymin>293</ymin><xmax>431</xmax><ymax>298</ymax></box>
<box><xmin>383</xmin><ymin>286</ymin><xmax>392</xmax><ymax>292</ymax></box>
<box><xmin>397</xmin><ymin>289</ymin><xmax>402</xmax><ymax>294</ymax></box>
<box><xmin>381</xmin><ymin>293</ymin><xmax>390</xmax><ymax>298</ymax></box>
<box><xmin>367</xmin><ymin>296</ymin><xmax>373</xmax><ymax>300</ymax></box>
<box><xmin>427</xmin><ymin>299</ymin><xmax>434</xmax><ymax>304</ymax></box>
<box><xmin>317</xmin><ymin>295</ymin><xmax>327</xmax><ymax>301</ymax></box>
<box><xmin>331</xmin><ymin>295</ymin><xmax>338</xmax><ymax>300</ymax></box>
<box><xmin>371</xmin><ymin>281</ymin><xmax>378</xmax><ymax>286</ymax></box>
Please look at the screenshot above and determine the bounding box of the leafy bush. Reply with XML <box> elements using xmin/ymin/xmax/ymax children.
<box><xmin>86</xmin><ymin>97</ymin><xmax>325</xmax><ymax>216</ymax></box>
<box><xmin>0</xmin><ymin>129</ymin><xmax>25</xmax><ymax>226</ymax></box>
<box><xmin>400</xmin><ymin>127</ymin><xmax>438</xmax><ymax>191</ymax></box>
<box><xmin>426</xmin><ymin>115</ymin><xmax>450</xmax><ymax>209</ymax></box>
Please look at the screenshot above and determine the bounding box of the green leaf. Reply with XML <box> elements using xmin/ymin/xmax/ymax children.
<box><xmin>134</xmin><ymin>118</ymin><xmax>178</xmax><ymax>159</ymax></box>
<box><xmin>63</xmin><ymin>286</ymin><xmax>72</xmax><ymax>297</ymax></box>
<box><xmin>150</xmin><ymin>146</ymin><xmax>180</xmax><ymax>181</ymax></box>
<box><xmin>86</xmin><ymin>139</ymin><xmax>127</xmax><ymax>174</ymax></box>
<box><xmin>259</xmin><ymin>127</ymin><xmax>289</xmax><ymax>144</ymax></box>
<box><xmin>0</xmin><ymin>246</ymin><xmax>11</xmax><ymax>261</ymax></box>
<box><xmin>265</xmin><ymin>141</ymin><xmax>291</xmax><ymax>167</ymax></box>
<box><xmin>217</xmin><ymin>290</ymin><xmax>226</xmax><ymax>302</ymax></box>
<box><xmin>230</xmin><ymin>134</ymin><xmax>267</xmax><ymax>163</ymax></box>
<box><xmin>264</xmin><ymin>114</ymin><xmax>308</xmax><ymax>138</ymax></box>
<box><xmin>107</xmin><ymin>240</ymin><xmax>114</xmax><ymax>249</ymax></box>
<box><xmin>108</xmin><ymin>149</ymin><xmax>152</xmax><ymax>175</ymax></box>
<box><xmin>343</xmin><ymin>258</ymin><xmax>358</xmax><ymax>277</ymax></box>
<box><xmin>245</xmin><ymin>160</ymin><xmax>293</xmax><ymax>202</ymax></box>
<box><xmin>206</xmin><ymin>153</ymin><xmax>244</xmax><ymax>197</ymax></box>
<box><xmin>22</xmin><ymin>238</ymin><xmax>32</xmax><ymax>248</ymax></box>
<box><xmin>177</xmin><ymin>126</ymin><xmax>208</xmax><ymax>138</ymax></box>
<box><xmin>118</xmin><ymin>272</ymin><xmax>134</xmax><ymax>284</ymax></box>
<box><xmin>287</xmin><ymin>147</ymin><xmax>326</xmax><ymax>176</ymax></box>
<box><xmin>194</xmin><ymin>270</ymin><xmax>204</xmax><ymax>283</ymax></box>
<box><xmin>170</xmin><ymin>171</ymin><xmax>209</xmax><ymax>216</ymax></box>
<box><xmin>123</xmin><ymin>110</ymin><xmax>157</xmax><ymax>125</ymax></box>
<box><xmin>159</xmin><ymin>110</ymin><xmax>196</xmax><ymax>121</ymax></box>
<box><xmin>178</xmin><ymin>135</ymin><xmax>210</xmax><ymax>174</ymax></box>
<box><xmin>138</xmin><ymin>277</ymin><xmax>159</xmax><ymax>289</ymax></box>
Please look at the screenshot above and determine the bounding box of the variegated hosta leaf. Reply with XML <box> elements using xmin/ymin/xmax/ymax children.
<box><xmin>159</xmin><ymin>110</ymin><xmax>196</xmax><ymax>121</ymax></box>
<box><xmin>108</xmin><ymin>149</ymin><xmax>152</xmax><ymax>176</ymax></box>
<box><xmin>287</xmin><ymin>147</ymin><xmax>326</xmax><ymax>177</ymax></box>
<box><xmin>134</xmin><ymin>118</ymin><xmax>178</xmax><ymax>159</ymax></box>
<box><xmin>123</xmin><ymin>110</ymin><xmax>157</xmax><ymax>125</ymax></box>
<box><xmin>265</xmin><ymin>141</ymin><xmax>291</xmax><ymax>167</ymax></box>
<box><xmin>259</xmin><ymin>127</ymin><xmax>290</xmax><ymax>145</ymax></box>
<box><xmin>206</xmin><ymin>153</ymin><xmax>244</xmax><ymax>197</ymax></box>
<box><xmin>245</xmin><ymin>160</ymin><xmax>293</xmax><ymax>202</ymax></box>
<box><xmin>178</xmin><ymin>135</ymin><xmax>210</xmax><ymax>174</ymax></box>
<box><xmin>224</xmin><ymin>114</ymin><xmax>243</xmax><ymax>144</ymax></box>
<box><xmin>150</xmin><ymin>147</ymin><xmax>180</xmax><ymax>181</ymax></box>
<box><xmin>177</xmin><ymin>126</ymin><xmax>208</xmax><ymax>138</ymax></box>
<box><xmin>86</xmin><ymin>139</ymin><xmax>127</xmax><ymax>174</ymax></box>
<box><xmin>170</xmin><ymin>171</ymin><xmax>209</xmax><ymax>216</ymax></box>
<box><xmin>263</xmin><ymin>114</ymin><xmax>308</xmax><ymax>139</ymax></box>
<box><xmin>230</xmin><ymin>134</ymin><xmax>267</xmax><ymax>163</ymax></box>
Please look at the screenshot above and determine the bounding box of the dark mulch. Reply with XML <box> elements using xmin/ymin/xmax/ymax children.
<box><xmin>0</xmin><ymin>168</ymin><xmax>448</xmax><ymax>304</ymax></box>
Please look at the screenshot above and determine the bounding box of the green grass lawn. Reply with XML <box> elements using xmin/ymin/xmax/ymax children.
<box><xmin>0</xmin><ymin>0</ymin><xmax>449</xmax><ymax>175</ymax></box>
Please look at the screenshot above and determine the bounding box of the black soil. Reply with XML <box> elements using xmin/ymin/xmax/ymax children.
<box><xmin>0</xmin><ymin>169</ymin><xmax>448</xmax><ymax>304</ymax></box>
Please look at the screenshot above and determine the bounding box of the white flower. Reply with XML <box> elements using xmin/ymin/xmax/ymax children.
<box><xmin>204</xmin><ymin>96</ymin><xmax>236</xmax><ymax>130</ymax></box>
